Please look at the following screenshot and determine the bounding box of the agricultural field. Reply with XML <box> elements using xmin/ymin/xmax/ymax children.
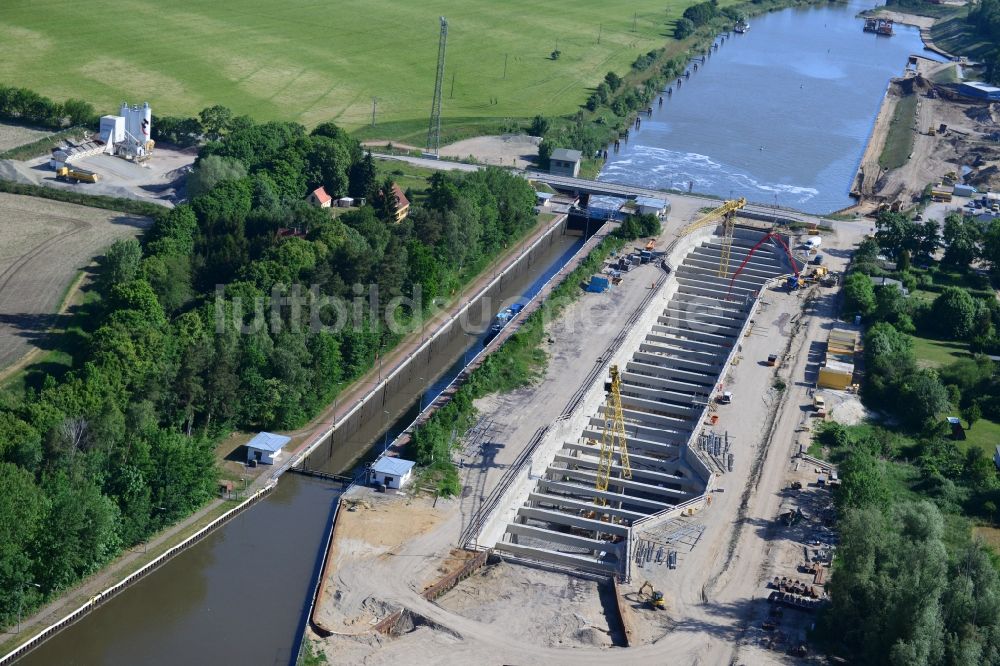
<box><xmin>0</xmin><ymin>0</ymin><xmax>735</xmax><ymax>133</ymax></box>
<box><xmin>0</xmin><ymin>193</ymin><xmax>150</xmax><ymax>377</ymax></box>
<box><xmin>0</xmin><ymin>122</ymin><xmax>50</xmax><ymax>152</ymax></box>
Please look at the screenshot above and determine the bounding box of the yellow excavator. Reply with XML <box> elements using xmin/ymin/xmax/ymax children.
<box><xmin>639</xmin><ymin>581</ymin><xmax>666</xmax><ymax>610</ymax></box>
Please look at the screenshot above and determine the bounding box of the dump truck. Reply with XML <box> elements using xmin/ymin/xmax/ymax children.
<box><xmin>55</xmin><ymin>166</ymin><xmax>99</xmax><ymax>184</ymax></box>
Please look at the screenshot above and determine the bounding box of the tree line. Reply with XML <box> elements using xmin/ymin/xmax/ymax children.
<box><xmin>0</xmin><ymin>110</ymin><xmax>539</xmax><ymax>628</ymax></box>
<box><xmin>0</xmin><ymin>85</ymin><xmax>96</xmax><ymax>130</ymax></box>
<box><xmin>821</xmin><ymin>207</ymin><xmax>1000</xmax><ymax>663</ymax></box>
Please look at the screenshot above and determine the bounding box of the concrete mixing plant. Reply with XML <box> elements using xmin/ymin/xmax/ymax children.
<box><xmin>99</xmin><ymin>102</ymin><xmax>154</xmax><ymax>160</ymax></box>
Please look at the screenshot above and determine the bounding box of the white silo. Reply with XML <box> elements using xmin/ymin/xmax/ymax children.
<box><xmin>142</xmin><ymin>102</ymin><xmax>151</xmax><ymax>145</ymax></box>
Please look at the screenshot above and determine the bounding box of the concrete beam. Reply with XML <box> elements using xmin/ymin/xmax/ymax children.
<box><xmin>536</xmin><ymin>479</ymin><xmax>672</xmax><ymax>511</ymax></box>
<box><xmin>553</xmin><ymin>454</ymin><xmax>697</xmax><ymax>491</ymax></box>
<box><xmin>621</xmin><ymin>371</ymin><xmax>708</xmax><ymax>396</ymax></box>
<box><xmin>644</xmin><ymin>332</ymin><xmax>731</xmax><ymax>355</ymax></box>
<box><xmin>626</xmin><ymin>360</ymin><xmax>715</xmax><ymax>387</ymax></box>
<box><xmin>546</xmin><ymin>467</ymin><xmax>691</xmax><ymax>500</ymax></box>
<box><xmin>633</xmin><ymin>349</ymin><xmax>720</xmax><ymax>374</ymax></box>
<box><xmin>527</xmin><ymin>492</ymin><xmax>647</xmax><ymax>523</ymax></box>
<box><xmin>495</xmin><ymin>542</ymin><xmax>619</xmax><ymax>575</ymax></box>
<box><xmin>506</xmin><ymin>522</ymin><xmax>621</xmax><ymax>554</ymax></box>
<box><xmin>516</xmin><ymin>506</ymin><xmax>630</xmax><ymax>536</ymax></box>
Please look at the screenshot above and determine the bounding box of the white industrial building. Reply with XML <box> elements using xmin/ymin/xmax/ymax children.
<box><xmin>369</xmin><ymin>456</ymin><xmax>416</xmax><ymax>489</ymax></box>
<box><xmin>245</xmin><ymin>432</ymin><xmax>291</xmax><ymax>465</ymax></box>
<box><xmin>98</xmin><ymin>101</ymin><xmax>154</xmax><ymax>160</ymax></box>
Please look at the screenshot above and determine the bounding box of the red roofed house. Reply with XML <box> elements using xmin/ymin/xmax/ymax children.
<box><xmin>392</xmin><ymin>182</ymin><xmax>410</xmax><ymax>222</ymax></box>
<box><xmin>308</xmin><ymin>186</ymin><xmax>332</xmax><ymax>208</ymax></box>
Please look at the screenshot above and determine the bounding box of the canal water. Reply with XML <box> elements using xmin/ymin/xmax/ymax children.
<box><xmin>601</xmin><ymin>0</ymin><xmax>942</xmax><ymax>213</ymax></box>
<box><xmin>14</xmin><ymin>230</ymin><xmax>583</xmax><ymax>666</ymax></box>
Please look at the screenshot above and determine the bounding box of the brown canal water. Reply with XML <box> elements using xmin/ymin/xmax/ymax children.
<box><xmin>13</xmin><ymin>229</ymin><xmax>581</xmax><ymax>665</ymax></box>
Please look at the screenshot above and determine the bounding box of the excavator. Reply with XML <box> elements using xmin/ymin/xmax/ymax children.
<box><xmin>639</xmin><ymin>581</ymin><xmax>666</xmax><ymax>610</ymax></box>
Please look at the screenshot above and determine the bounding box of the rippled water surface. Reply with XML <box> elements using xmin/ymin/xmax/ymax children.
<box><xmin>601</xmin><ymin>0</ymin><xmax>942</xmax><ymax>213</ymax></box>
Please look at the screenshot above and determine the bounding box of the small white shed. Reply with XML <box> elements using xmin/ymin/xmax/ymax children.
<box><xmin>246</xmin><ymin>432</ymin><xmax>291</xmax><ymax>465</ymax></box>
<box><xmin>634</xmin><ymin>196</ymin><xmax>670</xmax><ymax>218</ymax></box>
<box><xmin>370</xmin><ymin>456</ymin><xmax>416</xmax><ymax>489</ymax></box>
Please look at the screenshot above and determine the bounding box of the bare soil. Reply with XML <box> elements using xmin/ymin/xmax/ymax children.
<box><xmin>0</xmin><ymin>193</ymin><xmax>150</xmax><ymax>373</ymax></box>
<box><xmin>438</xmin><ymin>134</ymin><xmax>541</xmax><ymax>168</ymax></box>
<box><xmin>0</xmin><ymin>122</ymin><xmax>50</xmax><ymax>152</ymax></box>
<box><xmin>438</xmin><ymin>562</ymin><xmax>616</xmax><ymax>648</ymax></box>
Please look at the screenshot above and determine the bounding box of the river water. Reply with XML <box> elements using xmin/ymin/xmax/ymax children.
<box><xmin>14</xmin><ymin>3</ymin><xmax>937</xmax><ymax>664</ymax></box>
<box><xmin>601</xmin><ymin>0</ymin><xmax>940</xmax><ymax>213</ymax></box>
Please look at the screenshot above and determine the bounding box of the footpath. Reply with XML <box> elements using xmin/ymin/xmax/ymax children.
<box><xmin>1</xmin><ymin>208</ymin><xmax>571</xmax><ymax>657</ymax></box>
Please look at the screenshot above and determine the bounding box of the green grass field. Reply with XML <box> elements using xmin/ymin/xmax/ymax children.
<box><xmin>879</xmin><ymin>93</ymin><xmax>917</xmax><ymax>170</ymax></box>
<box><xmin>911</xmin><ymin>333</ymin><xmax>969</xmax><ymax>368</ymax></box>
<box><xmin>1</xmin><ymin>0</ymin><xmax>733</xmax><ymax>133</ymax></box>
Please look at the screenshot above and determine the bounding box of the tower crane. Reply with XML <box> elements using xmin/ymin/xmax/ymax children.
<box><xmin>593</xmin><ymin>365</ymin><xmax>631</xmax><ymax>501</ymax></box>
<box><xmin>679</xmin><ymin>197</ymin><xmax>747</xmax><ymax>277</ymax></box>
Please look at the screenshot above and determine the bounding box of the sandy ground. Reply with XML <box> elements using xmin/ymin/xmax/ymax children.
<box><xmin>438</xmin><ymin>562</ymin><xmax>617</xmax><ymax>648</ymax></box>
<box><xmin>438</xmin><ymin>135</ymin><xmax>541</xmax><ymax>169</ymax></box>
<box><xmin>0</xmin><ymin>123</ymin><xmax>50</xmax><ymax>152</ymax></box>
<box><xmin>866</xmin><ymin>8</ymin><xmax>937</xmax><ymax>30</ymax></box>
<box><xmin>0</xmin><ymin>146</ymin><xmax>195</xmax><ymax>207</ymax></box>
<box><xmin>314</xmin><ymin>491</ymin><xmax>450</xmax><ymax>633</ymax></box>
<box><xmin>0</xmin><ymin>193</ymin><xmax>150</xmax><ymax>374</ymax></box>
<box><xmin>310</xmin><ymin>201</ymin><xmax>871</xmax><ymax>663</ymax></box>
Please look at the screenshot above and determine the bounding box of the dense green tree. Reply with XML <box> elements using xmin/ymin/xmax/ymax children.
<box><xmin>843</xmin><ymin>271</ymin><xmax>876</xmax><ymax>317</ymax></box>
<box><xmin>837</xmin><ymin>445</ymin><xmax>890</xmax><ymax>511</ymax></box>
<box><xmin>674</xmin><ymin>17</ymin><xmax>696</xmax><ymax>39</ymax></box>
<box><xmin>187</xmin><ymin>155</ymin><xmax>247</xmax><ymax>199</ymax></box>
<box><xmin>101</xmin><ymin>238</ymin><xmax>142</xmax><ymax>293</ymax></box>
<box><xmin>0</xmin><ymin>463</ymin><xmax>43</xmax><ymax>623</ymax></box>
<box><xmin>942</xmin><ymin>213</ymin><xmax>980</xmax><ymax>269</ymax></box>
<box><xmin>198</xmin><ymin>105</ymin><xmax>233</xmax><ymax>141</ymax></box>
<box><xmin>932</xmin><ymin>287</ymin><xmax>978</xmax><ymax>340</ymax></box>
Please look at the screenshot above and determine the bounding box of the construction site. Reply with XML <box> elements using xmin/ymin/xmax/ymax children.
<box><xmin>306</xmin><ymin>194</ymin><xmax>870</xmax><ymax>664</ymax></box>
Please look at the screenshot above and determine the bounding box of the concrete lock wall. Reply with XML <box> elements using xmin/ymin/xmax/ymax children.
<box><xmin>477</xmin><ymin>225</ymin><xmax>719</xmax><ymax>549</ymax></box>
<box><xmin>303</xmin><ymin>215</ymin><xmax>571</xmax><ymax>470</ymax></box>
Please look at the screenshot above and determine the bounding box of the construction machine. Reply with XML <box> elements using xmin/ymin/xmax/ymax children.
<box><xmin>679</xmin><ymin>198</ymin><xmax>747</xmax><ymax>277</ymax></box>
<box><xmin>591</xmin><ymin>365</ymin><xmax>632</xmax><ymax>503</ymax></box>
<box><xmin>638</xmin><ymin>581</ymin><xmax>666</xmax><ymax>610</ymax></box>
<box><xmin>55</xmin><ymin>166</ymin><xmax>99</xmax><ymax>184</ymax></box>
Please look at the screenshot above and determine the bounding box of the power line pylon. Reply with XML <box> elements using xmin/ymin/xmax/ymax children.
<box><xmin>426</xmin><ymin>16</ymin><xmax>448</xmax><ymax>155</ymax></box>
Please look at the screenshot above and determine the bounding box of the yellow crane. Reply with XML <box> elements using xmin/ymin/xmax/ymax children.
<box><xmin>594</xmin><ymin>365</ymin><xmax>631</xmax><ymax>500</ymax></box>
<box><xmin>679</xmin><ymin>197</ymin><xmax>747</xmax><ymax>277</ymax></box>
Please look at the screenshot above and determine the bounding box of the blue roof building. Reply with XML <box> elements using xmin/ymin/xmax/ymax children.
<box><xmin>959</xmin><ymin>82</ymin><xmax>1000</xmax><ymax>101</ymax></box>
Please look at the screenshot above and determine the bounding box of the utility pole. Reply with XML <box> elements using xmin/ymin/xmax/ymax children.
<box><xmin>633</xmin><ymin>12</ymin><xmax>637</xmax><ymax>32</ymax></box>
<box><xmin>598</xmin><ymin>24</ymin><xmax>602</xmax><ymax>44</ymax></box>
<box><xmin>450</xmin><ymin>71</ymin><xmax>456</xmax><ymax>99</ymax></box>
<box><xmin>371</xmin><ymin>97</ymin><xmax>377</xmax><ymax>127</ymax></box>
<box><xmin>503</xmin><ymin>53</ymin><xmax>508</xmax><ymax>79</ymax></box>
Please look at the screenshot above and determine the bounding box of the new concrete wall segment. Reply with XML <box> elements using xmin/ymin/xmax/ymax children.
<box><xmin>476</xmin><ymin>226</ymin><xmax>714</xmax><ymax>551</ymax></box>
